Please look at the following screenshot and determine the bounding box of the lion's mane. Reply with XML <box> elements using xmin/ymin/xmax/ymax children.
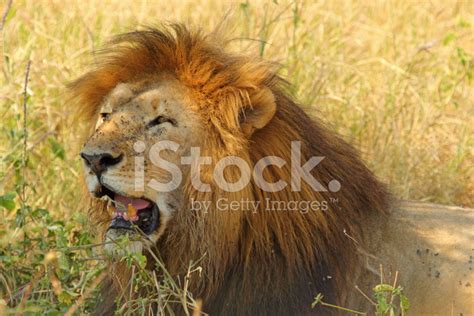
<box><xmin>71</xmin><ymin>25</ymin><xmax>391</xmax><ymax>315</ymax></box>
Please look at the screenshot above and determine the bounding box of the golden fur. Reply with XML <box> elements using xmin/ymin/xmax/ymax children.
<box><xmin>71</xmin><ymin>25</ymin><xmax>473</xmax><ymax>315</ymax></box>
<box><xmin>71</xmin><ymin>24</ymin><xmax>390</xmax><ymax>315</ymax></box>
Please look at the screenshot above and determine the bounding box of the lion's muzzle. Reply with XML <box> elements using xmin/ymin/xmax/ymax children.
<box><xmin>80</xmin><ymin>152</ymin><xmax>123</xmax><ymax>177</ymax></box>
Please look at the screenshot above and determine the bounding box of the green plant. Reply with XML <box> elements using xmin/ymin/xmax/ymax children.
<box><xmin>312</xmin><ymin>272</ymin><xmax>410</xmax><ymax>316</ymax></box>
<box><xmin>373</xmin><ymin>283</ymin><xmax>410</xmax><ymax>316</ymax></box>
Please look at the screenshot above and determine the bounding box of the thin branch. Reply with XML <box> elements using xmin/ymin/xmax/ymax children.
<box><xmin>379</xmin><ymin>264</ymin><xmax>384</xmax><ymax>284</ymax></box>
<box><xmin>56</xmin><ymin>241</ymin><xmax>114</xmax><ymax>251</ymax></box>
<box><xmin>20</xmin><ymin>60</ymin><xmax>31</xmax><ymax>208</ymax></box>
<box><xmin>64</xmin><ymin>271</ymin><xmax>107</xmax><ymax>316</ymax></box>
<box><xmin>16</xmin><ymin>265</ymin><xmax>45</xmax><ymax>315</ymax></box>
<box><xmin>0</xmin><ymin>0</ymin><xmax>12</xmax><ymax>32</ymax></box>
<box><xmin>355</xmin><ymin>285</ymin><xmax>376</xmax><ymax>306</ymax></box>
<box><xmin>389</xmin><ymin>270</ymin><xmax>399</xmax><ymax>306</ymax></box>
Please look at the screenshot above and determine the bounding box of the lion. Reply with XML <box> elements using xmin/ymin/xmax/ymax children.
<box><xmin>71</xmin><ymin>25</ymin><xmax>473</xmax><ymax>315</ymax></box>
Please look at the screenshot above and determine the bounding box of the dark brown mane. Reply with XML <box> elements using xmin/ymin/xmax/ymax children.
<box><xmin>71</xmin><ymin>24</ymin><xmax>391</xmax><ymax>315</ymax></box>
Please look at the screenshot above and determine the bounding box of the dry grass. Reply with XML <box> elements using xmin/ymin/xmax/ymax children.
<box><xmin>0</xmin><ymin>0</ymin><xmax>473</xmax><ymax>313</ymax></box>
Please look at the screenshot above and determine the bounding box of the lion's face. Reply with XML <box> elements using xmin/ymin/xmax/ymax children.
<box><xmin>80</xmin><ymin>78</ymin><xmax>201</xmax><ymax>255</ymax></box>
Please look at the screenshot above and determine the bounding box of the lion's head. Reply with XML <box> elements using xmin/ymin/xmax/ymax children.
<box><xmin>75</xmin><ymin>27</ymin><xmax>279</xmax><ymax>258</ymax></box>
<box><xmin>71</xmin><ymin>25</ymin><xmax>390</xmax><ymax>314</ymax></box>
<box><xmin>79</xmin><ymin>77</ymin><xmax>205</xmax><ymax>254</ymax></box>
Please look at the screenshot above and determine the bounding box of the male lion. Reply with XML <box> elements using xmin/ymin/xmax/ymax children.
<box><xmin>72</xmin><ymin>25</ymin><xmax>473</xmax><ymax>315</ymax></box>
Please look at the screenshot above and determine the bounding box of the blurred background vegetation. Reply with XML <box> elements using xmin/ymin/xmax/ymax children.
<box><xmin>0</xmin><ymin>0</ymin><xmax>473</xmax><ymax>314</ymax></box>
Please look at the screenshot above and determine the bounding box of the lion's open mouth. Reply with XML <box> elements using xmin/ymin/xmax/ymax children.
<box><xmin>101</xmin><ymin>187</ymin><xmax>160</xmax><ymax>235</ymax></box>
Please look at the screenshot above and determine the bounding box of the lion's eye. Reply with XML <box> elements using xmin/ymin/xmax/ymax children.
<box><xmin>100</xmin><ymin>113</ymin><xmax>110</xmax><ymax>121</ymax></box>
<box><xmin>147</xmin><ymin>115</ymin><xmax>177</xmax><ymax>128</ymax></box>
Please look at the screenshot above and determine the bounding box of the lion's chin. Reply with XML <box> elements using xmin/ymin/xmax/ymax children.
<box><xmin>104</xmin><ymin>228</ymin><xmax>144</xmax><ymax>257</ymax></box>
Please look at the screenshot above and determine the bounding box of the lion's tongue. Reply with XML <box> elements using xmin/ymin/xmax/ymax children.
<box><xmin>114</xmin><ymin>194</ymin><xmax>151</xmax><ymax>211</ymax></box>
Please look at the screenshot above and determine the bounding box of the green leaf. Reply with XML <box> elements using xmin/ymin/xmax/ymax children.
<box><xmin>48</xmin><ymin>137</ymin><xmax>65</xmax><ymax>160</ymax></box>
<box><xmin>392</xmin><ymin>286</ymin><xmax>402</xmax><ymax>296</ymax></box>
<box><xmin>442</xmin><ymin>33</ymin><xmax>456</xmax><ymax>46</ymax></box>
<box><xmin>240</xmin><ymin>2</ymin><xmax>248</xmax><ymax>10</ymax></box>
<box><xmin>400</xmin><ymin>294</ymin><xmax>410</xmax><ymax>311</ymax></box>
<box><xmin>134</xmin><ymin>253</ymin><xmax>147</xmax><ymax>269</ymax></box>
<box><xmin>0</xmin><ymin>192</ymin><xmax>16</xmax><ymax>210</ymax></box>
<box><xmin>456</xmin><ymin>47</ymin><xmax>471</xmax><ymax>67</ymax></box>
<box><xmin>31</xmin><ymin>208</ymin><xmax>50</xmax><ymax>220</ymax></box>
<box><xmin>457</xmin><ymin>18</ymin><xmax>471</xmax><ymax>28</ymax></box>
<box><xmin>15</xmin><ymin>205</ymin><xmax>32</xmax><ymax>227</ymax></box>
<box><xmin>58</xmin><ymin>253</ymin><xmax>70</xmax><ymax>272</ymax></box>
<box><xmin>58</xmin><ymin>291</ymin><xmax>77</xmax><ymax>305</ymax></box>
<box><xmin>373</xmin><ymin>284</ymin><xmax>395</xmax><ymax>293</ymax></box>
<box><xmin>4</xmin><ymin>4</ymin><xmax>17</xmax><ymax>25</ymax></box>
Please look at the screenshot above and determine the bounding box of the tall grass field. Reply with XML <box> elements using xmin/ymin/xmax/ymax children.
<box><xmin>0</xmin><ymin>0</ymin><xmax>473</xmax><ymax>314</ymax></box>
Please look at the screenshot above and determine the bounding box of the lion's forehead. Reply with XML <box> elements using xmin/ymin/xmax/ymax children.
<box><xmin>99</xmin><ymin>80</ymin><xmax>192</xmax><ymax>118</ymax></box>
<box><xmin>89</xmin><ymin>80</ymin><xmax>203</xmax><ymax>155</ymax></box>
<box><xmin>105</xmin><ymin>83</ymin><xmax>134</xmax><ymax>110</ymax></box>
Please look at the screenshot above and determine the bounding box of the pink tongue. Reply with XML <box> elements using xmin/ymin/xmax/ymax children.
<box><xmin>114</xmin><ymin>194</ymin><xmax>151</xmax><ymax>210</ymax></box>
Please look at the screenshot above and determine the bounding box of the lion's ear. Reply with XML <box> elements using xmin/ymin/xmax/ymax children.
<box><xmin>240</xmin><ymin>87</ymin><xmax>276</xmax><ymax>137</ymax></box>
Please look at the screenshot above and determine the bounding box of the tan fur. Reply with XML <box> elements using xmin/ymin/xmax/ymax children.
<box><xmin>361</xmin><ymin>201</ymin><xmax>473</xmax><ymax>316</ymax></box>
<box><xmin>71</xmin><ymin>25</ymin><xmax>472</xmax><ymax>315</ymax></box>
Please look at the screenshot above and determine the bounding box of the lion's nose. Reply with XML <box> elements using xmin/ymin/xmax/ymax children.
<box><xmin>80</xmin><ymin>152</ymin><xmax>123</xmax><ymax>175</ymax></box>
